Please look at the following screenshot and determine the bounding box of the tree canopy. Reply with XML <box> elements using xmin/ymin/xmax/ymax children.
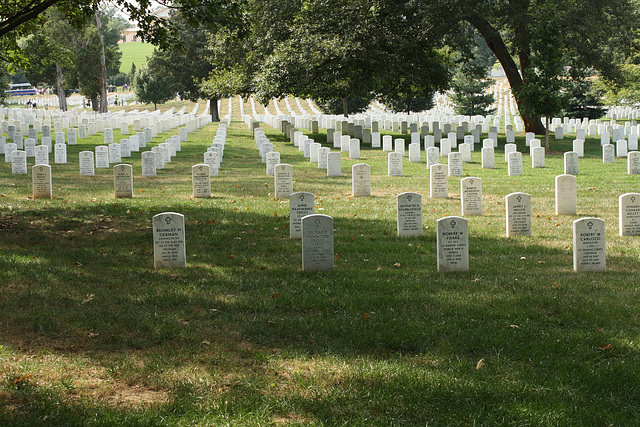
<box><xmin>3</xmin><ymin>0</ymin><xmax>639</xmax><ymax>128</ymax></box>
<box><xmin>203</xmin><ymin>0</ymin><xmax>452</xmax><ymax>116</ymax></box>
<box><xmin>447</xmin><ymin>0</ymin><xmax>639</xmax><ymax>133</ymax></box>
<box><xmin>146</xmin><ymin>11</ymin><xmax>221</xmax><ymax>120</ymax></box>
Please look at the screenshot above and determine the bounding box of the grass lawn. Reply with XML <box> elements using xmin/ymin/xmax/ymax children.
<box><xmin>1</xmin><ymin>98</ymin><xmax>640</xmax><ymax>426</ymax></box>
<box><xmin>118</xmin><ymin>42</ymin><xmax>155</xmax><ymax>75</ymax></box>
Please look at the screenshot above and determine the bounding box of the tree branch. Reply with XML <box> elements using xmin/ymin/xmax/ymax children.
<box><xmin>0</xmin><ymin>0</ymin><xmax>63</xmax><ymax>37</ymax></box>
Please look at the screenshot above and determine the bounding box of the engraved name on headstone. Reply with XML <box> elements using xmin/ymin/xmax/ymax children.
<box><xmin>397</xmin><ymin>192</ymin><xmax>422</xmax><ymax>237</ymax></box>
<box><xmin>573</xmin><ymin>218</ymin><xmax>605</xmax><ymax>272</ymax></box>
<box><xmin>437</xmin><ymin>216</ymin><xmax>469</xmax><ymax>272</ymax></box>
<box><xmin>153</xmin><ymin>212</ymin><xmax>186</xmax><ymax>269</ymax></box>
<box><xmin>301</xmin><ymin>214</ymin><xmax>334</xmax><ymax>272</ymax></box>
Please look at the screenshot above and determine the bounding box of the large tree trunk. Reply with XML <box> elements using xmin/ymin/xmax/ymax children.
<box><xmin>210</xmin><ymin>96</ymin><xmax>220</xmax><ymax>122</ymax></box>
<box><xmin>95</xmin><ymin>11</ymin><xmax>108</xmax><ymax>114</ymax></box>
<box><xmin>342</xmin><ymin>97</ymin><xmax>349</xmax><ymax>117</ymax></box>
<box><xmin>465</xmin><ymin>12</ymin><xmax>546</xmax><ymax>135</ymax></box>
<box><xmin>91</xmin><ymin>96</ymin><xmax>99</xmax><ymax>111</ymax></box>
<box><xmin>55</xmin><ymin>63</ymin><xmax>67</xmax><ymax>111</ymax></box>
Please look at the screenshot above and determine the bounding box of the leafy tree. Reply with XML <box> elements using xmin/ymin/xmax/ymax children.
<box><xmin>0</xmin><ymin>63</ymin><xmax>9</xmax><ymax>103</ymax></box>
<box><xmin>206</xmin><ymin>0</ymin><xmax>451</xmax><ymax>116</ymax></box>
<box><xmin>450</xmin><ymin>64</ymin><xmax>495</xmax><ymax>116</ymax></box>
<box><xmin>439</xmin><ymin>0</ymin><xmax>639</xmax><ymax>134</ymax></box>
<box><xmin>380</xmin><ymin>94</ymin><xmax>436</xmax><ymax>114</ymax></box>
<box><xmin>134</xmin><ymin>66</ymin><xmax>173</xmax><ymax>110</ymax></box>
<box><xmin>20</xmin><ymin>7</ymin><xmax>76</xmax><ymax>110</ymax></box>
<box><xmin>449</xmin><ymin>33</ymin><xmax>496</xmax><ymax>116</ymax></box>
<box><xmin>564</xmin><ymin>80</ymin><xmax>605</xmax><ymax>120</ymax></box>
<box><xmin>597</xmin><ymin>31</ymin><xmax>640</xmax><ymax>106</ymax></box>
<box><xmin>64</xmin><ymin>10</ymin><xmax>122</xmax><ymax>110</ymax></box>
<box><xmin>17</xmin><ymin>6</ymin><xmax>121</xmax><ymax>110</ymax></box>
<box><xmin>316</xmin><ymin>97</ymin><xmax>372</xmax><ymax>116</ymax></box>
<box><xmin>145</xmin><ymin>11</ymin><xmax>221</xmax><ymax>121</ymax></box>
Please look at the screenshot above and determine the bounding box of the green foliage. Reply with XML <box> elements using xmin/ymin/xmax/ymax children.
<box><xmin>18</xmin><ymin>32</ymin><xmax>58</xmax><ymax>87</ymax></box>
<box><xmin>202</xmin><ymin>27</ymin><xmax>256</xmax><ymax>100</ymax></box>
<box><xmin>146</xmin><ymin>12</ymin><xmax>212</xmax><ymax>103</ymax></box>
<box><xmin>0</xmin><ymin>64</ymin><xmax>9</xmax><ymax>103</ymax></box>
<box><xmin>598</xmin><ymin>65</ymin><xmax>640</xmax><ymax>106</ymax></box>
<box><xmin>134</xmin><ymin>66</ymin><xmax>174</xmax><ymax>109</ymax></box>
<box><xmin>17</xmin><ymin>6</ymin><xmax>122</xmax><ymax>106</ymax></box>
<box><xmin>315</xmin><ymin>97</ymin><xmax>371</xmax><ymax>116</ymax></box>
<box><xmin>61</xmin><ymin>11</ymin><xmax>122</xmax><ymax>102</ymax></box>
<box><xmin>450</xmin><ymin>64</ymin><xmax>495</xmax><ymax>116</ymax></box>
<box><xmin>110</xmin><ymin>72</ymin><xmax>129</xmax><ymax>87</ymax></box>
<box><xmin>379</xmin><ymin>93</ymin><xmax>435</xmax><ymax>114</ymax></box>
<box><xmin>516</xmin><ymin>4</ymin><xmax>567</xmax><ymax>122</ymax></box>
<box><xmin>564</xmin><ymin>80</ymin><xmax>606</xmax><ymax>120</ymax></box>
<box><xmin>453</xmin><ymin>0</ymin><xmax>639</xmax><ymax>133</ymax></box>
<box><xmin>209</xmin><ymin>0</ymin><xmax>451</xmax><ymax>115</ymax></box>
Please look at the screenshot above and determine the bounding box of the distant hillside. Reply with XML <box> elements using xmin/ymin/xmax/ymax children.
<box><xmin>118</xmin><ymin>42</ymin><xmax>155</xmax><ymax>74</ymax></box>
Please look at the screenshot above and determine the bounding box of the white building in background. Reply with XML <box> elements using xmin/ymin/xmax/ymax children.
<box><xmin>118</xmin><ymin>6</ymin><xmax>170</xmax><ymax>44</ymax></box>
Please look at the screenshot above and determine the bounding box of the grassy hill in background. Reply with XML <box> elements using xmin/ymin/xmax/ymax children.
<box><xmin>118</xmin><ymin>42</ymin><xmax>155</xmax><ymax>74</ymax></box>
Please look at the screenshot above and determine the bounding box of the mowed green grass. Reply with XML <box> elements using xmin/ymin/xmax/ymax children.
<box><xmin>1</xmin><ymin>98</ymin><xmax>640</xmax><ymax>426</ymax></box>
<box><xmin>118</xmin><ymin>41</ymin><xmax>155</xmax><ymax>74</ymax></box>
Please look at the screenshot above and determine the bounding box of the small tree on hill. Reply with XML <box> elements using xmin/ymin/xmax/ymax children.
<box><xmin>134</xmin><ymin>67</ymin><xmax>173</xmax><ymax>110</ymax></box>
<box><xmin>450</xmin><ymin>63</ymin><xmax>495</xmax><ymax>116</ymax></box>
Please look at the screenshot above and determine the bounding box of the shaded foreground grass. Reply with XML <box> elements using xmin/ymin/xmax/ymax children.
<box><xmin>1</xmin><ymin>101</ymin><xmax>640</xmax><ymax>426</ymax></box>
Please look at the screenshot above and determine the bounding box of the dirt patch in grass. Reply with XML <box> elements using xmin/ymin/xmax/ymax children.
<box><xmin>0</xmin><ymin>215</ymin><xmax>14</xmax><ymax>231</ymax></box>
<box><xmin>103</xmin><ymin>384</ymin><xmax>168</xmax><ymax>407</ymax></box>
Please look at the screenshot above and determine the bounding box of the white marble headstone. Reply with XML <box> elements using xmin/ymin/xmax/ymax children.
<box><xmin>505</xmin><ymin>192</ymin><xmax>531</xmax><ymax>237</ymax></box>
<box><xmin>388</xmin><ymin>152</ymin><xmax>403</xmax><ymax>176</ymax></box>
<box><xmin>397</xmin><ymin>192</ymin><xmax>422</xmax><ymax>237</ymax></box>
<box><xmin>301</xmin><ymin>214</ymin><xmax>334</xmax><ymax>272</ymax></box>
<box><xmin>192</xmin><ymin>164</ymin><xmax>211</xmax><ymax>198</ymax></box>
<box><xmin>508</xmin><ymin>151</ymin><xmax>522</xmax><ymax>176</ymax></box>
<box><xmin>54</xmin><ymin>143</ymin><xmax>67</xmax><ymax>164</ymax></box>
<box><xmin>79</xmin><ymin>151</ymin><xmax>95</xmax><ymax>176</ymax></box>
<box><xmin>95</xmin><ymin>146</ymin><xmax>109</xmax><ymax>168</ymax></box>
<box><xmin>628</xmin><ymin>151</ymin><xmax>640</xmax><ymax>175</ymax></box>
<box><xmin>274</xmin><ymin>163</ymin><xmax>293</xmax><ymax>198</ymax></box>
<box><xmin>430</xmin><ymin>164</ymin><xmax>448</xmax><ymax>198</ymax></box>
<box><xmin>327</xmin><ymin>152</ymin><xmax>341</xmax><ymax>176</ymax></box>
<box><xmin>619</xmin><ymin>193</ymin><xmax>640</xmax><ymax>236</ymax></box>
<box><xmin>426</xmin><ymin>146</ymin><xmax>439</xmax><ymax>170</ymax></box>
<box><xmin>352</xmin><ymin>163</ymin><xmax>371</xmax><ymax>197</ymax></box>
<box><xmin>564</xmin><ymin>151</ymin><xmax>579</xmax><ymax>175</ymax></box>
<box><xmin>141</xmin><ymin>151</ymin><xmax>157</xmax><ymax>177</ymax></box>
<box><xmin>34</xmin><ymin>145</ymin><xmax>49</xmax><ymax>165</ymax></box>
<box><xmin>289</xmin><ymin>191</ymin><xmax>315</xmax><ymax>239</ymax></box>
<box><xmin>203</xmin><ymin>151</ymin><xmax>219</xmax><ymax>176</ymax></box>
<box><xmin>32</xmin><ymin>164</ymin><xmax>52</xmax><ymax>198</ymax></box>
<box><xmin>12</xmin><ymin>150</ymin><xmax>27</xmax><ymax>174</ymax></box>
<box><xmin>481</xmin><ymin>147</ymin><xmax>494</xmax><ymax>169</ymax></box>
<box><xmin>573</xmin><ymin>218</ymin><xmax>605</xmax><ymax>272</ymax></box>
<box><xmin>603</xmin><ymin>144</ymin><xmax>615</xmax><ymax>163</ymax></box>
<box><xmin>109</xmin><ymin>143</ymin><xmax>121</xmax><ymax>164</ymax></box>
<box><xmin>114</xmin><ymin>164</ymin><xmax>133</xmax><ymax>198</ymax></box>
<box><xmin>460</xmin><ymin>177</ymin><xmax>482</xmax><ymax>216</ymax></box>
<box><xmin>448</xmin><ymin>152</ymin><xmax>462</xmax><ymax>176</ymax></box>
<box><xmin>382</xmin><ymin>135</ymin><xmax>393</xmax><ymax>151</ymax></box>
<box><xmin>437</xmin><ymin>216</ymin><xmax>469</xmax><ymax>272</ymax></box>
<box><xmin>555</xmin><ymin>174</ymin><xmax>577</xmax><ymax>215</ymax></box>
<box><xmin>531</xmin><ymin>146</ymin><xmax>545</xmax><ymax>168</ymax></box>
<box><xmin>153</xmin><ymin>212</ymin><xmax>186</xmax><ymax>269</ymax></box>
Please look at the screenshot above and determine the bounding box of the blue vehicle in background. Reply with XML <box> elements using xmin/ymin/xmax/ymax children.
<box><xmin>5</xmin><ymin>83</ymin><xmax>37</xmax><ymax>96</ymax></box>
